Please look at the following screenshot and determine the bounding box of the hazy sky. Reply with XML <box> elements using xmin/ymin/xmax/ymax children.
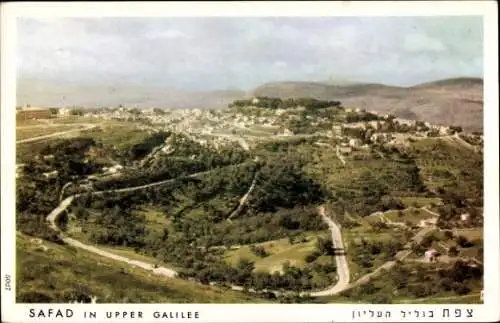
<box><xmin>17</xmin><ymin>16</ymin><xmax>483</xmax><ymax>91</ymax></box>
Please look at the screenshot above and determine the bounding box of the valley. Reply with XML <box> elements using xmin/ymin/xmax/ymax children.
<box><xmin>15</xmin><ymin>96</ymin><xmax>483</xmax><ymax>303</ymax></box>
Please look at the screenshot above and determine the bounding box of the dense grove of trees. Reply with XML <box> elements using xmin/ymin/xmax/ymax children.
<box><xmin>16</xmin><ymin>138</ymin><xmax>108</xmax><ymax>243</ymax></box>
<box><xmin>124</xmin><ymin>131</ymin><xmax>170</xmax><ymax>161</ymax></box>
<box><xmin>247</xmin><ymin>158</ymin><xmax>326</xmax><ymax>212</ymax></box>
<box><xmin>256</xmin><ymin>137</ymin><xmax>316</xmax><ymax>153</ymax></box>
<box><xmin>88</xmin><ymin>206</ymin><xmax>148</xmax><ymax>247</ymax></box>
<box><xmin>349</xmin><ymin>237</ymin><xmax>405</xmax><ymax>270</ymax></box>
<box><xmin>342</xmin><ymin>258</ymin><xmax>482</xmax><ymax>302</ymax></box>
<box><xmin>93</xmin><ymin>134</ymin><xmax>251</xmax><ymax>191</ymax></box>
<box><xmin>344</xmin><ymin>111</ymin><xmax>381</xmax><ymax>123</ymax></box>
<box><xmin>229</xmin><ymin>97</ymin><xmax>342</xmax><ymax>111</ymax></box>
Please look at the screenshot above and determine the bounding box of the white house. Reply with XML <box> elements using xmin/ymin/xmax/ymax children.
<box><xmin>141</xmin><ymin>108</ymin><xmax>155</xmax><ymax>115</ymax></box>
<box><xmin>460</xmin><ymin>213</ymin><xmax>471</xmax><ymax>222</ymax></box>
<box><xmin>424</xmin><ymin>249</ymin><xmax>438</xmax><ymax>262</ymax></box>
<box><xmin>252</xmin><ymin>97</ymin><xmax>260</xmax><ymax>105</ymax></box>
<box><xmin>108</xmin><ymin>164</ymin><xmax>124</xmax><ymax>174</ymax></box>
<box><xmin>43</xmin><ymin>170</ymin><xmax>59</xmax><ymax>179</ymax></box>
<box><xmin>58</xmin><ymin>107</ymin><xmax>73</xmax><ymax>116</ymax></box>
<box><xmin>439</xmin><ymin>126</ymin><xmax>450</xmax><ymax>136</ymax></box>
<box><xmin>349</xmin><ymin>138</ymin><xmax>362</xmax><ymax>148</ymax></box>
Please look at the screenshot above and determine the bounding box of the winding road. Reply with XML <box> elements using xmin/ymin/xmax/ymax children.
<box><xmin>46</xmin><ymin>179</ymin><xmax>350</xmax><ymax>297</ymax></box>
<box><xmin>46</xmin><ymin>166</ymin><xmax>246</xmax><ymax>278</ymax></box>
<box><xmin>308</xmin><ymin>206</ymin><xmax>350</xmax><ymax>296</ymax></box>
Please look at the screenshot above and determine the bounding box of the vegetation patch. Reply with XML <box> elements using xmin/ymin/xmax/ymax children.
<box><xmin>337</xmin><ymin>261</ymin><xmax>482</xmax><ymax>304</ymax></box>
<box><xmin>16</xmin><ymin>232</ymin><xmax>266</xmax><ymax>303</ymax></box>
<box><xmin>224</xmin><ymin>231</ymin><xmax>329</xmax><ymax>274</ymax></box>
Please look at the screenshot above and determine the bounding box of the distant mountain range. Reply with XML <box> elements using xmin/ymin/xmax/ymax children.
<box><xmin>17</xmin><ymin>78</ymin><xmax>246</xmax><ymax>111</ymax></box>
<box><xmin>17</xmin><ymin>77</ymin><xmax>483</xmax><ymax>132</ymax></box>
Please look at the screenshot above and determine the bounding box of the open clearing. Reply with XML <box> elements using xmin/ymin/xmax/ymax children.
<box><xmin>452</xmin><ymin>228</ymin><xmax>483</xmax><ymax>241</ymax></box>
<box><xmin>134</xmin><ymin>207</ymin><xmax>172</xmax><ymax>232</ymax></box>
<box><xmin>16</xmin><ymin>125</ymin><xmax>83</xmax><ymax>141</ymax></box>
<box><xmin>224</xmin><ymin>231</ymin><xmax>329</xmax><ymax>273</ymax></box>
<box><xmin>398</xmin><ymin>196</ymin><xmax>442</xmax><ymax>208</ymax></box>
<box><xmin>383</xmin><ymin>207</ymin><xmax>437</xmax><ymax>226</ymax></box>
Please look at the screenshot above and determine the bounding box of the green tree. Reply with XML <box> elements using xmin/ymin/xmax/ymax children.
<box><xmin>316</xmin><ymin>237</ymin><xmax>334</xmax><ymax>256</ymax></box>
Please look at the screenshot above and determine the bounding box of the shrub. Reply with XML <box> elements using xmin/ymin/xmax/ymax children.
<box><xmin>250</xmin><ymin>245</ymin><xmax>269</xmax><ymax>258</ymax></box>
<box><xmin>305</xmin><ymin>251</ymin><xmax>321</xmax><ymax>263</ymax></box>
<box><xmin>439</xmin><ymin>277</ymin><xmax>454</xmax><ymax>291</ymax></box>
<box><xmin>370</xmin><ymin>220</ymin><xmax>389</xmax><ymax>232</ymax></box>
<box><xmin>316</xmin><ymin>237</ymin><xmax>334</xmax><ymax>256</ymax></box>
<box><xmin>444</xmin><ymin>230</ymin><xmax>454</xmax><ymax>239</ymax></box>
<box><xmin>358</xmin><ymin>282</ymin><xmax>378</xmax><ymax>295</ymax></box>
<box><xmin>456</xmin><ymin>235</ymin><xmax>471</xmax><ymax>248</ymax></box>
<box><xmin>367</xmin><ymin>294</ymin><xmax>392</xmax><ymax>304</ymax></box>
<box><xmin>455</xmin><ymin>283</ymin><xmax>471</xmax><ymax>296</ymax></box>
<box><xmin>421</xmin><ymin>234</ymin><xmax>436</xmax><ymax>248</ymax></box>
<box><xmin>409</xmin><ymin>284</ymin><xmax>434</xmax><ymax>298</ymax></box>
<box><xmin>17</xmin><ymin>291</ymin><xmax>54</xmax><ymax>303</ymax></box>
<box><xmin>448</xmin><ymin>246</ymin><xmax>459</xmax><ymax>256</ymax></box>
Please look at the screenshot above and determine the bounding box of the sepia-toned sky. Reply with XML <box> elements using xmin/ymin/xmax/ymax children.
<box><xmin>17</xmin><ymin>16</ymin><xmax>483</xmax><ymax>90</ymax></box>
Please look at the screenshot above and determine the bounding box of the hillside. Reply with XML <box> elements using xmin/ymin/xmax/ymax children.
<box><xmin>16</xmin><ymin>233</ymin><xmax>266</xmax><ymax>303</ymax></box>
<box><xmin>251</xmin><ymin>78</ymin><xmax>483</xmax><ymax>132</ymax></box>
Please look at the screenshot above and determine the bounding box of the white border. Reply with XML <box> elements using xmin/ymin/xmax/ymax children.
<box><xmin>1</xmin><ymin>1</ymin><xmax>498</xmax><ymax>323</ymax></box>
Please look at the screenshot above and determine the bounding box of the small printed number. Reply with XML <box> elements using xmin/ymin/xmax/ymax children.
<box><xmin>4</xmin><ymin>274</ymin><xmax>12</xmax><ymax>291</ymax></box>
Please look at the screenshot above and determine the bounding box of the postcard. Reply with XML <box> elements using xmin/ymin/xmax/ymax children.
<box><xmin>1</xmin><ymin>1</ymin><xmax>498</xmax><ymax>322</ymax></box>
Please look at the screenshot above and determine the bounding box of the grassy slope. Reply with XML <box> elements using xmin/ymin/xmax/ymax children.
<box><xmin>398</xmin><ymin>196</ymin><xmax>442</xmax><ymax>208</ymax></box>
<box><xmin>383</xmin><ymin>207</ymin><xmax>437</xmax><ymax>225</ymax></box>
<box><xmin>224</xmin><ymin>231</ymin><xmax>329</xmax><ymax>273</ymax></box>
<box><xmin>16</xmin><ymin>233</ymin><xmax>267</xmax><ymax>303</ymax></box>
<box><xmin>16</xmin><ymin>125</ymin><xmax>79</xmax><ymax>141</ymax></box>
